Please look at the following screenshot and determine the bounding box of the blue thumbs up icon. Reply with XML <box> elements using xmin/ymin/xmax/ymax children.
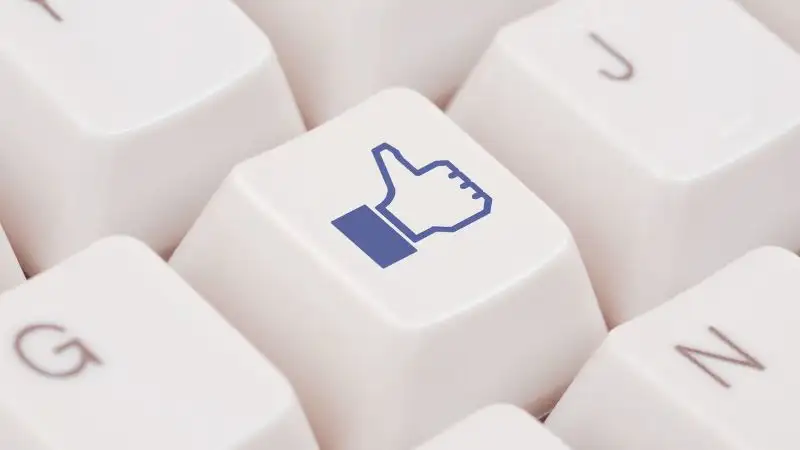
<box><xmin>332</xmin><ymin>143</ymin><xmax>492</xmax><ymax>268</ymax></box>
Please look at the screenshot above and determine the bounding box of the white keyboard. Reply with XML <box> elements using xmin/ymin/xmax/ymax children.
<box><xmin>0</xmin><ymin>0</ymin><xmax>799</xmax><ymax>448</ymax></box>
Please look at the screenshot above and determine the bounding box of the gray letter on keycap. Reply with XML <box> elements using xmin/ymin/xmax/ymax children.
<box><xmin>675</xmin><ymin>326</ymin><xmax>764</xmax><ymax>389</ymax></box>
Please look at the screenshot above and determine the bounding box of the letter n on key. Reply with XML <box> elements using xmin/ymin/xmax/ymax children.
<box><xmin>675</xmin><ymin>326</ymin><xmax>765</xmax><ymax>389</ymax></box>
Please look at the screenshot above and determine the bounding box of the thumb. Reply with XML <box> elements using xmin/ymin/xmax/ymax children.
<box><xmin>373</xmin><ymin>144</ymin><xmax>417</xmax><ymax>189</ymax></box>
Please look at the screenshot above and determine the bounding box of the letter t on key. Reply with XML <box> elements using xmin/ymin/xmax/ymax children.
<box><xmin>28</xmin><ymin>0</ymin><xmax>62</xmax><ymax>22</ymax></box>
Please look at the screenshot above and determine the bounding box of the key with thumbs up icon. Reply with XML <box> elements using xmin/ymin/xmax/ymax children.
<box><xmin>332</xmin><ymin>143</ymin><xmax>493</xmax><ymax>268</ymax></box>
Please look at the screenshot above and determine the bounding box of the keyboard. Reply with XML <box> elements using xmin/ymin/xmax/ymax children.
<box><xmin>0</xmin><ymin>0</ymin><xmax>798</xmax><ymax>448</ymax></box>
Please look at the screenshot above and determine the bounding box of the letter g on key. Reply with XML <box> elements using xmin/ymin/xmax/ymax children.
<box><xmin>14</xmin><ymin>323</ymin><xmax>102</xmax><ymax>379</ymax></box>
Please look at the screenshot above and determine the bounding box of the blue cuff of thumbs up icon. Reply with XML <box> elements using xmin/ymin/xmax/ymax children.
<box><xmin>332</xmin><ymin>143</ymin><xmax>492</xmax><ymax>268</ymax></box>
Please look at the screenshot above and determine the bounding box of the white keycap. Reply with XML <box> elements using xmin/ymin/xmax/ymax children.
<box><xmin>415</xmin><ymin>404</ymin><xmax>570</xmax><ymax>450</ymax></box>
<box><xmin>233</xmin><ymin>0</ymin><xmax>555</xmax><ymax>126</ymax></box>
<box><xmin>0</xmin><ymin>236</ymin><xmax>318</xmax><ymax>450</ymax></box>
<box><xmin>448</xmin><ymin>0</ymin><xmax>800</xmax><ymax>326</ymax></box>
<box><xmin>734</xmin><ymin>0</ymin><xmax>800</xmax><ymax>52</ymax></box>
<box><xmin>0</xmin><ymin>223</ymin><xmax>24</xmax><ymax>292</ymax></box>
<box><xmin>546</xmin><ymin>246</ymin><xmax>800</xmax><ymax>450</ymax></box>
<box><xmin>170</xmin><ymin>88</ymin><xmax>606</xmax><ymax>450</ymax></box>
<box><xmin>0</xmin><ymin>0</ymin><xmax>305</xmax><ymax>274</ymax></box>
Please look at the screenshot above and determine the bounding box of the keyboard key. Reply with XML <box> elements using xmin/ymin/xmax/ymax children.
<box><xmin>234</xmin><ymin>0</ymin><xmax>555</xmax><ymax>126</ymax></box>
<box><xmin>415</xmin><ymin>404</ymin><xmax>570</xmax><ymax>450</ymax></box>
<box><xmin>734</xmin><ymin>0</ymin><xmax>800</xmax><ymax>52</ymax></box>
<box><xmin>0</xmin><ymin>223</ymin><xmax>24</xmax><ymax>292</ymax></box>
<box><xmin>0</xmin><ymin>0</ymin><xmax>305</xmax><ymax>274</ymax></box>
<box><xmin>0</xmin><ymin>236</ymin><xmax>318</xmax><ymax>450</ymax></box>
<box><xmin>448</xmin><ymin>0</ymin><xmax>800</xmax><ymax>326</ymax></box>
<box><xmin>170</xmin><ymin>88</ymin><xmax>606</xmax><ymax>450</ymax></box>
<box><xmin>546</xmin><ymin>246</ymin><xmax>800</xmax><ymax>450</ymax></box>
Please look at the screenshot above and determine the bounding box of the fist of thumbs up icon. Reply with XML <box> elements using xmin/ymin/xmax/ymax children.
<box><xmin>373</xmin><ymin>144</ymin><xmax>492</xmax><ymax>240</ymax></box>
<box><xmin>332</xmin><ymin>143</ymin><xmax>493</xmax><ymax>268</ymax></box>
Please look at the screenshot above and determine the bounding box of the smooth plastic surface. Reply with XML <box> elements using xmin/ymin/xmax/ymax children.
<box><xmin>449</xmin><ymin>0</ymin><xmax>800</xmax><ymax>325</ymax></box>
<box><xmin>234</xmin><ymin>0</ymin><xmax>556</xmax><ymax>125</ymax></box>
<box><xmin>0</xmin><ymin>0</ymin><xmax>305</xmax><ymax>274</ymax></box>
<box><xmin>416</xmin><ymin>404</ymin><xmax>570</xmax><ymax>450</ymax></box>
<box><xmin>0</xmin><ymin>236</ymin><xmax>319</xmax><ymax>450</ymax></box>
<box><xmin>170</xmin><ymin>88</ymin><xmax>606</xmax><ymax>450</ymax></box>
<box><xmin>547</xmin><ymin>246</ymin><xmax>800</xmax><ymax>450</ymax></box>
